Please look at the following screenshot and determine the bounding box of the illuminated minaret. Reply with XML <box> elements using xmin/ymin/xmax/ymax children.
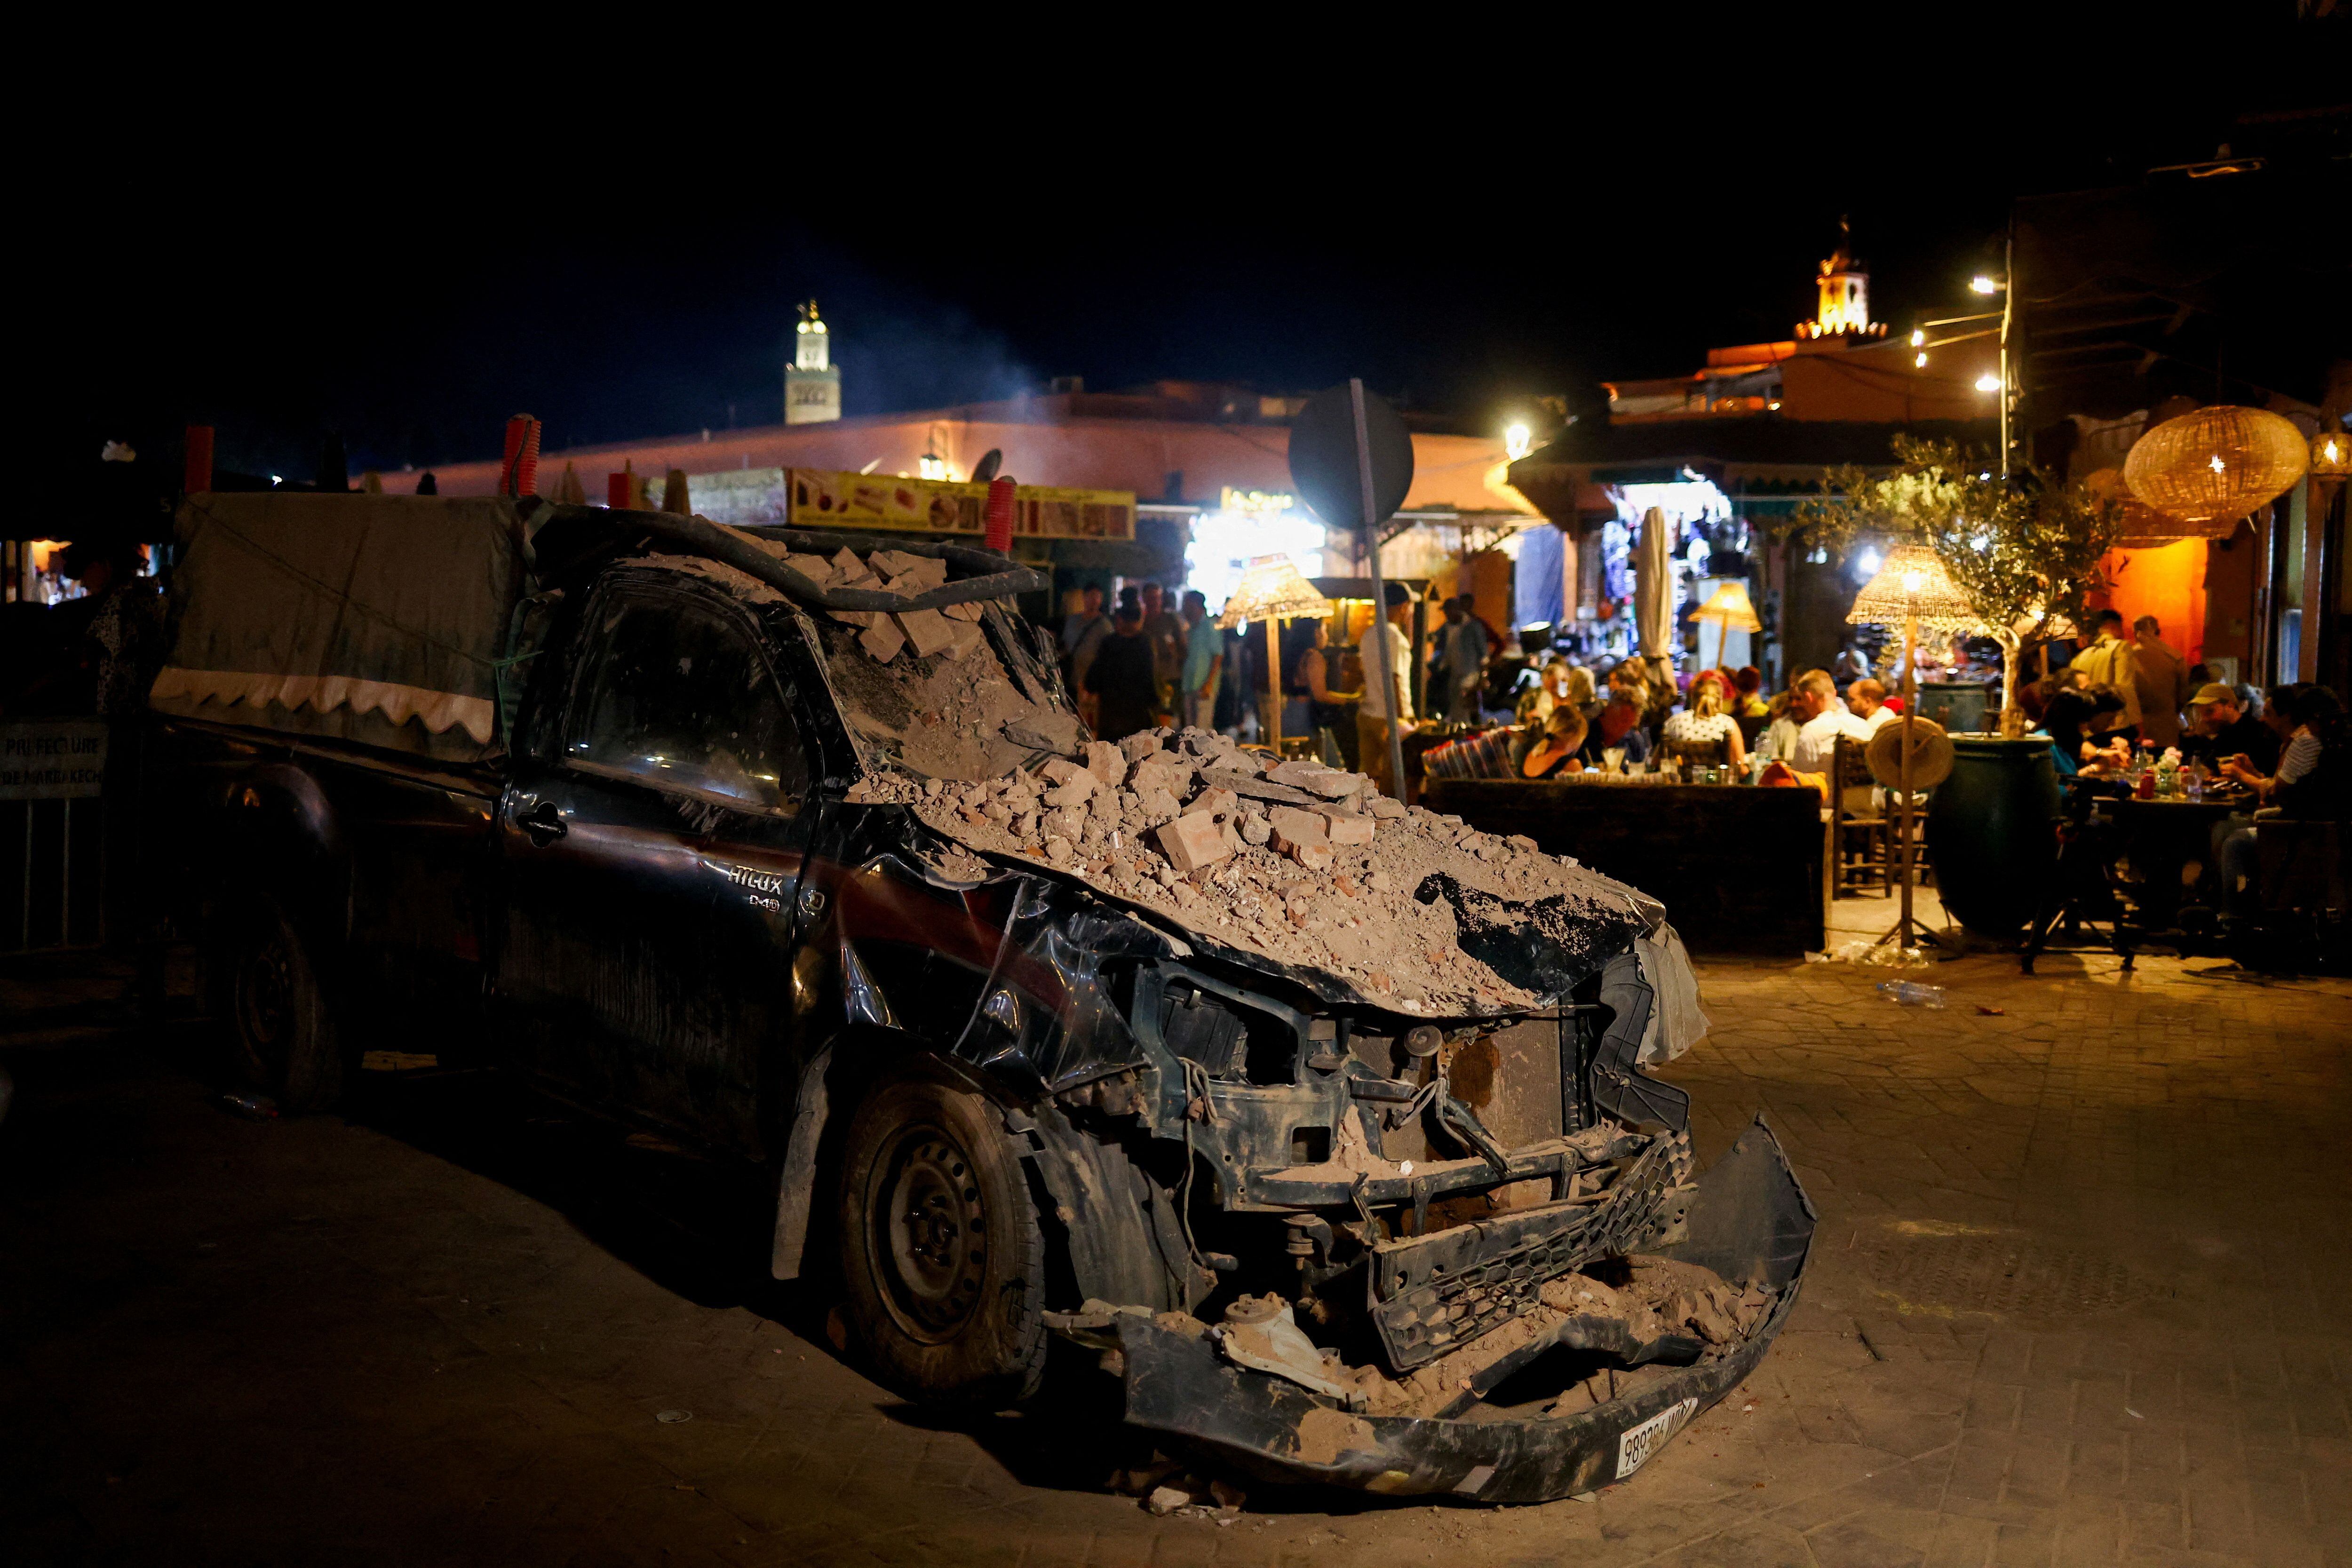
<box><xmin>786</xmin><ymin>300</ymin><xmax>842</xmax><ymax>424</ymax></box>
<box><xmin>1801</xmin><ymin>218</ymin><xmax>1883</xmax><ymax>340</ymax></box>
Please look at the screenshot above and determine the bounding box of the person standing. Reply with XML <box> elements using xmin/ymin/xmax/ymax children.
<box><xmin>1140</xmin><ymin>582</ymin><xmax>1187</xmax><ymax>724</ymax></box>
<box><xmin>1179</xmin><ymin>589</ymin><xmax>1223</xmax><ymax>732</ymax></box>
<box><xmin>2130</xmin><ymin>614</ymin><xmax>2188</xmax><ymax>748</ymax></box>
<box><xmin>1356</xmin><ymin>583</ymin><xmax>1415</xmax><ymax>796</ymax></box>
<box><xmin>1085</xmin><ymin>605</ymin><xmax>1160</xmax><ymax>741</ymax></box>
<box><xmin>2069</xmin><ymin>609</ymin><xmax>2143</xmax><ymax>742</ymax></box>
<box><xmin>1438</xmin><ymin>596</ymin><xmax>1490</xmax><ymax>724</ymax></box>
<box><xmin>1062</xmin><ymin>584</ymin><xmax>1112</xmax><ymax>726</ymax></box>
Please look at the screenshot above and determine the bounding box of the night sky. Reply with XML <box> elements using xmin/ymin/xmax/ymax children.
<box><xmin>48</xmin><ymin>8</ymin><xmax>2344</xmax><ymax>485</ymax></box>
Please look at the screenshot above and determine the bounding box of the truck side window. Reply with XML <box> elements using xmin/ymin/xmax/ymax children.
<box><xmin>568</xmin><ymin>591</ymin><xmax>808</xmax><ymax>810</ymax></box>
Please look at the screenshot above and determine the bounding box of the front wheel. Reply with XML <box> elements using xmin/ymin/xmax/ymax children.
<box><xmin>226</xmin><ymin>896</ymin><xmax>344</xmax><ymax>1113</ymax></box>
<box><xmin>836</xmin><ymin>1065</ymin><xmax>1047</xmax><ymax>1407</ymax></box>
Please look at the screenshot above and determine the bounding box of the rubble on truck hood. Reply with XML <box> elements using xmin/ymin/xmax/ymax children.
<box><xmin>849</xmin><ymin>725</ymin><xmax>1675</xmax><ymax>1019</ymax></box>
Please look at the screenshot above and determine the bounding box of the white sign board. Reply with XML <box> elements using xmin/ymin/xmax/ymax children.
<box><xmin>0</xmin><ymin>721</ymin><xmax>108</xmax><ymax>800</ymax></box>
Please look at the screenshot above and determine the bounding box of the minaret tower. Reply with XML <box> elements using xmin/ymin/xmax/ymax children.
<box><xmin>785</xmin><ymin>300</ymin><xmax>842</xmax><ymax>424</ymax></box>
<box><xmin>1800</xmin><ymin>217</ymin><xmax>1884</xmax><ymax>340</ymax></box>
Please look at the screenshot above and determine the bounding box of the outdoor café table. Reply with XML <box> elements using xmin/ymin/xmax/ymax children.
<box><xmin>2109</xmin><ymin>791</ymin><xmax>2245</xmax><ymax>926</ymax></box>
<box><xmin>1416</xmin><ymin>773</ymin><xmax>1824</xmax><ymax>956</ymax></box>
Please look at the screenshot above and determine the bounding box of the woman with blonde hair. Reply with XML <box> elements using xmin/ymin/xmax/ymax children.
<box><xmin>1663</xmin><ymin>677</ymin><xmax>1745</xmax><ymax>769</ymax></box>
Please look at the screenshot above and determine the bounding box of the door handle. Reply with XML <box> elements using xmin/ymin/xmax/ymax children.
<box><xmin>515</xmin><ymin>798</ymin><xmax>567</xmax><ymax>847</ymax></box>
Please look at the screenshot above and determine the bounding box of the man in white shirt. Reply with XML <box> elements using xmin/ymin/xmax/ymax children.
<box><xmin>1786</xmin><ymin>669</ymin><xmax>1869</xmax><ymax>780</ymax></box>
<box><xmin>1357</xmin><ymin>583</ymin><xmax>1415</xmax><ymax>796</ymax></box>
<box><xmin>1847</xmin><ymin>678</ymin><xmax>1897</xmax><ymax>736</ymax></box>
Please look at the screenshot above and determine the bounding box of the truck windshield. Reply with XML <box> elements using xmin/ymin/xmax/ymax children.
<box><xmin>814</xmin><ymin>604</ymin><xmax>1081</xmax><ymax>783</ymax></box>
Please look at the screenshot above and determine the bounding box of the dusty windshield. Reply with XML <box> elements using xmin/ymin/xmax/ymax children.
<box><xmin>794</xmin><ymin>545</ymin><xmax>1080</xmax><ymax>782</ymax></box>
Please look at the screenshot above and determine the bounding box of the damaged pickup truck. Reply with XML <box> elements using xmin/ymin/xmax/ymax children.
<box><xmin>147</xmin><ymin>492</ymin><xmax>1813</xmax><ymax>1504</ymax></box>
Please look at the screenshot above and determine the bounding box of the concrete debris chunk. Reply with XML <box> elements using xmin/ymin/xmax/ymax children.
<box><xmin>1083</xmin><ymin>740</ymin><xmax>1128</xmax><ymax>789</ymax></box>
<box><xmin>1268</xmin><ymin>761</ymin><xmax>1361</xmax><ymax>799</ymax></box>
<box><xmin>1044</xmin><ymin>776</ymin><xmax>1097</xmax><ymax>809</ymax></box>
<box><xmin>784</xmin><ymin>552</ymin><xmax>835</xmax><ymax>584</ymax></box>
<box><xmin>1185</xmin><ymin>786</ymin><xmax>1239</xmax><ymax>821</ymax></box>
<box><xmin>1238</xmin><ymin>812</ymin><xmax>1272</xmax><ymax>846</ymax></box>
<box><xmin>1120</xmin><ymin>730</ymin><xmax>1168</xmax><ymax>764</ymax></box>
<box><xmin>1155</xmin><ymin>812</ymin><xmax>1232</xmax><ymax>874</ymax></box>
<box><xmin>1366</xmin><ymin>795</ymin><xmax>1406</xmax><ymax>819</ymax></box>
<box><xmin>1327</xmin><ymin>815</ymin><xmax>1375</xmax><ymax>848</ymax></box>
<box><xmin>828</xmin><ymin>546</ymin><xmax>866</xmax><ymax>579</ymax></box>
<box><xmin>1129</xmin><ymin>757</ymin><xmax>1191</xmax><ymax>801</ymax></box>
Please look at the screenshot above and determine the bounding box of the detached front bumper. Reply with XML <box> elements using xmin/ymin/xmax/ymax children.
<box><xmin>1106</xmin><ymin>1118</ymin><xmax>1814</xmax><ymax>1504</ymax></box>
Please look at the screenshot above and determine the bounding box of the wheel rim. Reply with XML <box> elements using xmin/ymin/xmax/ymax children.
<box><xmin>236</xmin><ymin>924</ymin><xmax>295</xmax><ymax>1081</ymax></box>
<box><xmin>867</xmin><ymin>1124</ymin><xmax>989</xmax><ymax>1342</ymax></box>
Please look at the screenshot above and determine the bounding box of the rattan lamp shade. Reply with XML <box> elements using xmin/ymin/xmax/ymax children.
<box><xmin>1216</xmin><ymin>554</ymin><xmax>1333</xmax><ymax>629</ymax></box>
<box><xmin>2123</xmin><ymin>405</ymin><xmax>2309</xmax><ymax>525</ymax></box>
<box><xmin>2088</xmin><ymin>467</ymin><xmax>2240</xmax><ymax>545</ymax></box>
<box><xmin>1846</xmin><ymin>545</ymin><xmax>1981</xmax><ymax>632</ymax></box>
<box><xmin>1692</xmin><ymin>580</ymin><xmax>1762</xmax><ymax>634</ymax></box>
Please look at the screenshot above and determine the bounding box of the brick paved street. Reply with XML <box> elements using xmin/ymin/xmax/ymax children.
<box><xmin>4</xmin><ymin>921</ymin><xmax>2348</xmax><ymax>1567</ymax></box>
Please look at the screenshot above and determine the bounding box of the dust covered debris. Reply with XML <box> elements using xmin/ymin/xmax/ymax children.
<box><xmin>850</xmin><ymin>725</ymin><xmax>1646</xmax><ymax>1015</ymax></box>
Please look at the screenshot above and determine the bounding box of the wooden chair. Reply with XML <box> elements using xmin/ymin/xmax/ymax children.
<box><xmin>1830</xmin><ymin>733</ymin><xmax>1892</xmax><ymax>897</ymax></box>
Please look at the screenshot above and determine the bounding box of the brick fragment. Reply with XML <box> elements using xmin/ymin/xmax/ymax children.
<box><xmin>1153</xmin><ymin>812</ymin><xmax>1232</xmax><ymax>874</ymax></box>
<box><xmin>1327</xmin><ymin>815</ymin><xmax>1375</xmax><ymax>847</ymax></box>
<box><xmin>894</xmin><ymin>607</ymin><xmax>958</xmax><ymax>658</ymax></box>
<box><xmin>1267</xmin><ymin>805</ymin><xmax>1330</xmax><ymax>858</ymax></box>
<box><xmin>858</xmin><ymin>616</ymin><xmax>906</xmax><ymax>662</ymax></box>
<box><xmin>1120</xmin><ymin>731</ymin><xmax>1167</xmax><ymax>764</ymax></box>
<box><xmin>1185</xmin><ymin>786</ymin><xmax>1239</xmax><ymax>821</ymax></box>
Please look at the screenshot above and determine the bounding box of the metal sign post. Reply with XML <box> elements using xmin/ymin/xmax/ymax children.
<box><xmin>1287</xmin><ymin>382</ymin><xmax>1416</xmax><ymax>801</ymax></box>
<box><xmin>1350</xmin><ymin>380</ymin><xmax>1411</xmax><ymax>803</ymax></box>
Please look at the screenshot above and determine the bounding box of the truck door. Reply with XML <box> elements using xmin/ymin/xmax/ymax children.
<box><xmin>497</xmin><ymin>577</ymin><xmax>816</xmax><ymax>1156</ymax></box>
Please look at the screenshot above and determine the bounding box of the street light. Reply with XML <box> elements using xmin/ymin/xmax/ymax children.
<box><xmin>1970</xmin><ymin>275</ymin><xmax>2003</xmax><ymax>294</ymax></box>
<box><xmin>1504</xmin><ymin>422</ymin><xmax>1533</xmax><ymax>461</ymax></box>
<box><xmin>1975</xmin><ymin>372</ymin><xmax>2002</xmax><ymax>393</ymax></box>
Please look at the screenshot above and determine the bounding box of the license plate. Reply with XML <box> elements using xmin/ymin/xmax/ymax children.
<box><xmin>1615</xmin><ymin>1397</ymin><xmax>1699</xmax><ymax>1480</ymax></box>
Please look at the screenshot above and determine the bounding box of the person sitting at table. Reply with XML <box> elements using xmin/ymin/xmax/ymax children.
<box><xmin>1731</xmin><ymin>666</ymin><xmax>1769</xmax><ymax>718</ymax></box>
<box><xmin>1662</xmin><ymin>677</ymin><xmax>1745</xmax><ymax>770</ymax></box>
<box><xmin>1757</xmin><ymin>670</ymin><xmax>1866</xmax><ymax>794</ymax></box>
<box><xmin>2039</xmin><ymin>685</ymin><xmax>2130</xmax><ymax>777</ymax></box>
<box><xmin>1290</xmin><ymin>620</ymin><xmax>1362</xmax><ymax>764</ymax></box>
<box><xmin>1514</xmin><ymin>657</ymin><xmax>1573</xmax><ymax>726</ymax></box>
<box><xmin>2218</xmin><ymin>684</ymin><xmax>2325</xmax><ymax>804</ymax></box>
<box><xmin>2178</xmin><ymin>682</ymin><xmax>2280</xmax><ymax>774</ymax></box>
<box><xmin>1846</xmin><ymin>678</ymin><xmax>1896</xmax><ymax>735</ymax></box>
<box><xmin>1588</xmin><ymin>676</ymin><xmax>1652</xmax><ymax>766</ymax></box>
<box><xmin>1521</xmin><ymin>706</ymin><xmax>1589</xmax><ymax>780</ymax></box>
<box><xmin>2215</xmin><ymin>685</ymin><xmax>2349</xmax><ymax>923</ymax></box>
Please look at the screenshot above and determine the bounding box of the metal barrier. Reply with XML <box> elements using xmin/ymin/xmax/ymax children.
<box><xmin>2</xmin><ymin>721</ymin><xmax>107</xmax><ymax>952</ymax></box>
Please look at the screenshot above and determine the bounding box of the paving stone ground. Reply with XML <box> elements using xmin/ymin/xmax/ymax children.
<box><xmin>3</xmin><ymin>911</ymin><xmax>2348</xmax><ymax>1567</ymax></box>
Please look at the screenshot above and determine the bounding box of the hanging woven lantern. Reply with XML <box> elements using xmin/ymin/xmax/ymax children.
<box><xmin>1846</xmin><ymin>545</ymin><xmax>1981</xmax><ymax>632</ymax></box>
<box><xmin>2087</xmin><ymin>468</ymin><xmax>2239</xmax><ymax>545</ymax></box>
<box><xmin>2122</xmin><ymin>405</ymin><xmax>2309</xmax><ymax>524</ymax></box>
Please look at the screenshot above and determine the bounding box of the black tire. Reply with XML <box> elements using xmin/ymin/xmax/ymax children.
<box><xmin>836</xmin><ymin>1064</ymin><xmax>1047</xmax><ymax>1407</ymax></box>
<box><xmin>226</xmin><ymin>896</ymin><xmax>344</xmax><ymax>1114</ymax></box>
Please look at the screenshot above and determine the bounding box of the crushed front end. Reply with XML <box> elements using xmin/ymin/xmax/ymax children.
<box><xmin>979</xmin><ymin>876</ymin><xmax>1817</xmax><ymax>1504</ymax></box>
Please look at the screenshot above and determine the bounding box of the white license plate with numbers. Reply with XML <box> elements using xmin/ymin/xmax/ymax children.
<box><xmin>1615</xmin><ymin>1397</ymin><xmax>1699</xmax><ymax>1480</ymax></box>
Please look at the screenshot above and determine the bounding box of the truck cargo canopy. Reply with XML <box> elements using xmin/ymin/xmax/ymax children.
<box><xmin>151</xmin><ymin>493</ymin><xmax>531</xmax><ymax>764</ymax></box>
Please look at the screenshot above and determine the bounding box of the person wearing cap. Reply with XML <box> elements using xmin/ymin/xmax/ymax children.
<box><xmin>2178</xmin><ymin>682</ymin><xmax>2280</xmax><ymax>774</ymax></box>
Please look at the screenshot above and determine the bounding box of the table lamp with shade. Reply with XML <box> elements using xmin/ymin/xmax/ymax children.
<box><xmin>1690</xmin><ymin>581</ymin><xmax>1762</xmax><ymax>671</ymax></box>
<box><xmin>1216</xmin><ymin>554</ymin><xmax>1333</xmax><ymax>754</ymax></box>
<box><xmin>1846</xmin><ymin>545</ymin><xmax>1981</xmax><ymax>953</ymax></box>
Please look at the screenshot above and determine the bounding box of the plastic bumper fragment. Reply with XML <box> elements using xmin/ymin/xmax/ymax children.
<box><xmin>1112</xmin><ymin>1117</ymin><xmax>1814</xmax><ymax>1504</ymax></box>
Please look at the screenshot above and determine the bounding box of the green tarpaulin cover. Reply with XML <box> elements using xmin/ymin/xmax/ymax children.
<box><xmin>151</xmin><ymin>493</ymin><xmax>531</xmax><ymax>764</ymax></box>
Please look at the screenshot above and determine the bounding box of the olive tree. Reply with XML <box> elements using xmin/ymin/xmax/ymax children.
<box><xmin>1786</xmin><ymin>436</ymin><xmax>2123</xmax><ymax>724</ymax></box>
